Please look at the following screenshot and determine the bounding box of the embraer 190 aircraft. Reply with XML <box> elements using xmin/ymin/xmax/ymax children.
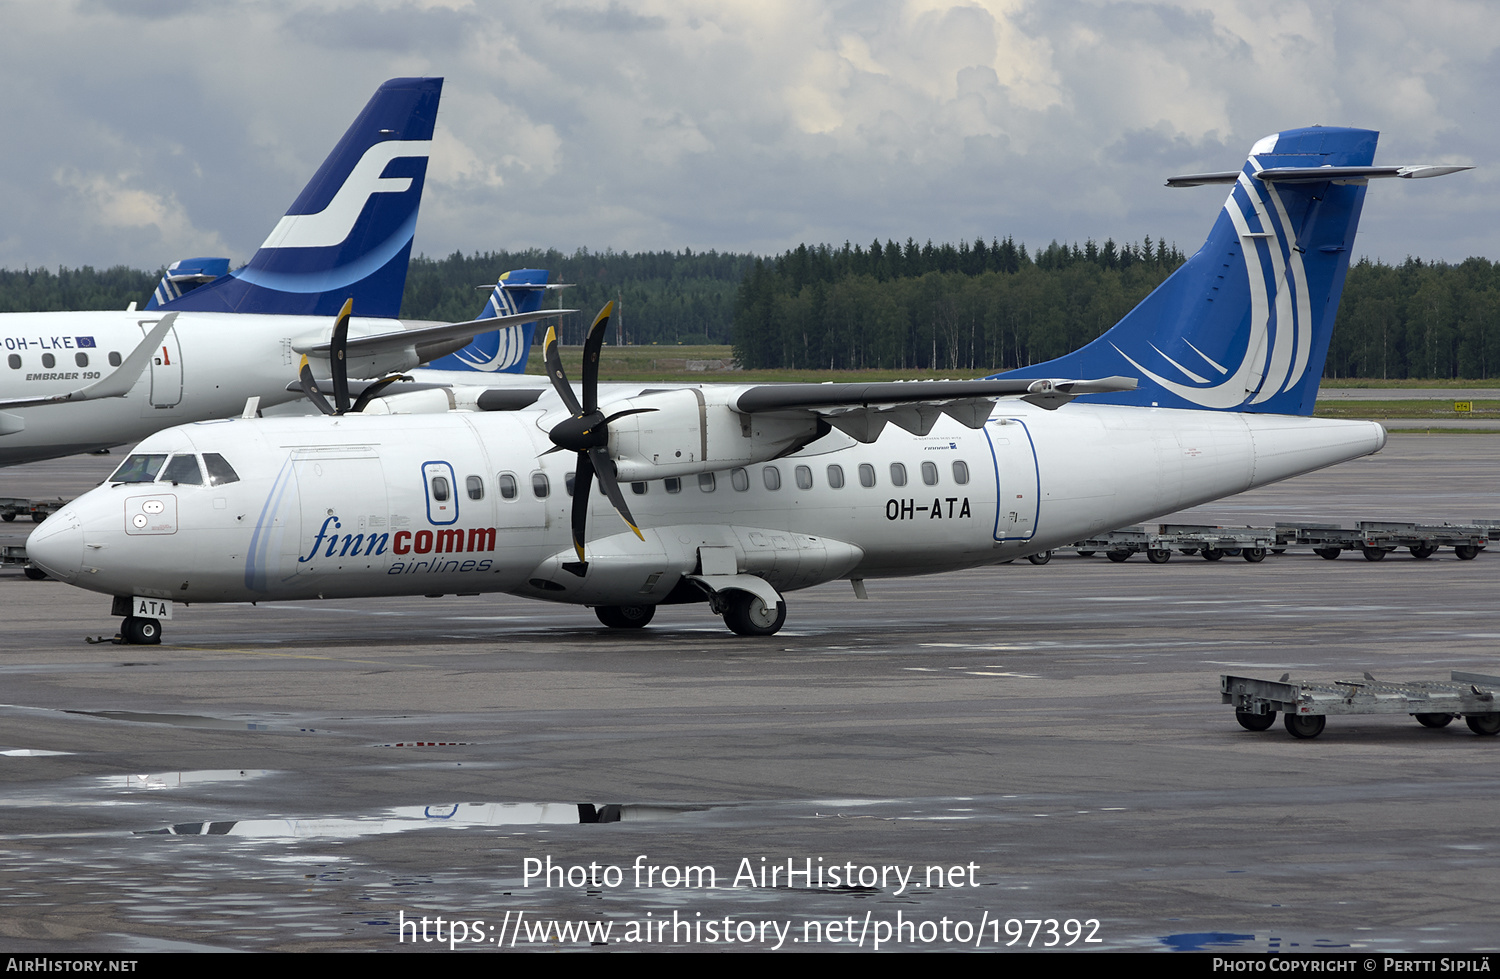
<box><xmin>27</xmin><ymin>127</ymin><xmax>1469</xmax><ymax>643</ymax></box>
<box><xmin>0</xmin><ymin>77</ymin><xmax>560</xmax><ymax>467</ymax></box>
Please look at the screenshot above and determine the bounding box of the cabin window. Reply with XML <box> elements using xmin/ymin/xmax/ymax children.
<box><xmin>75</xmin><ymin>352</ymin><xmax>89</xmax><ymax>368</ymax></box>
<box><xmin>665</xmin><ymin>477</ymin><xmax>682</xmax><ymax>494</ymax></box>
<box><xmin>763</xmin><ymin>466</ymin><xmax>781</xmax><ymax>490</ymax></box>
<box><xmin>631</xmin><ymin>481</ymin><xmax>648</xmax><ymax>495</ymax></box>
<box><xmin>794</xmin><ymin>465</ymin><xmax>813</xmax><ymax>490</ymax></box>
<box><xmin>6</xmin><ymin>355</ymin><xmax>18</xmax><ymax>369</ymax></box>
<box><xmin>859</xmin><ymin>463</ymin><xmax>876</xmax><ymax>488</ymax></box>
<box><xmin>431</xmin><ymin>475</ymin><xmax>450</xmax><ymax>502</ymax></box>
<box><xmin>203</xmin><ymin>453</ymin><xmax>240</xmax><ymax>486</ymax></box>
<box><xmin>731</xmin><ymin>468</ymin><xmax>749</xmax><ymax>492</ymax></box>
<box><xmin>109</xmin><ymin>453</ymin><xmax>168</xmax><ymax>483</ymax></box>
<box><xmin>890</xmin><ymin>462</ymin><xmax>907</xmax><ymax>487</ymax></box>
<box><xmin>466</xmin><ymin>475</ymin><xmax>484</xmax><ymax>501</ymax></box>
<box><xmin>108</xmin><ymin>351</ymin><xmax>122</xmax><ymax>367</ymax></box>
<box><xmin>952</xmin><ymin>460</ymin><xmax>969</xmax><ymax>485</ymax></box>
<box><xmin>160</xmin><ymin>453</ymin><xmax>203</xmax><ymax>485</ymax></box>
<box><xmin>531</xmin><ymin>472</ymin><xmax>549</xmax><ymax>498</ymax></box>
<box><xmin>826</xmin><ymin>464</ymin><xmax>844</xmax><ymax>489</ymax></box>
<box><xmin>922</xmin><ymin>461</ymin><xmax>938</xmax><ymax>486</ymax></box>
<box><xmin>565</xmin><ymin>472</ymin><xmax>576</xmax><ymax>497</ymax></box>
<box><xmin>498</xmin><ymin>473</ymin><xmax>518</xmax><ymax>500</ymax></box>
<box><xmin>41</xmin><ymin>353</ymin><xmax>55</xmax><ymax>369</ymax></box>
<box><xmin>699</xmin><ymin>472</ymin><xmax>716</xmax><ymax>492</ymax></box>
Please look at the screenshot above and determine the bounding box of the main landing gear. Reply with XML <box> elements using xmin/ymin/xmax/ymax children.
<box><xmin>594</xmin><ymin>605</ymin><xmax>656</xmax><ymax>629</ymax></box>
<box><xmin>592</xmin><ymin>585</ymin><xmax>790</xmax><ymax>637</ymax></box>
<box><xmin>720</xmin><ymin>591</ymin><xmax>787</xmax><ymax>637</ymax></box>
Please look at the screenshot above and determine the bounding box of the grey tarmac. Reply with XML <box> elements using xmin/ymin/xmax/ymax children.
<box><xmin>1</xmin><ymin>434</ymin><xmax>1498</xmax><ymax>952</ymax></box>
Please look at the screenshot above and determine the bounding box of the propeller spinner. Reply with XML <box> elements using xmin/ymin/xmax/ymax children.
<box><xmin>544</xmin><ymin>302</ymin><xmax>653</xmax><ymax>576</ymax></box>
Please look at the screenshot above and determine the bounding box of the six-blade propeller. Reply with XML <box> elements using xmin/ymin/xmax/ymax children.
<box><xmin>543</xmin><ymin>302</ymin><xmax>653</xmax><ymax>576</ymax></box>
<box><xmin>298</xmin><ymin>299</ymin><xmax>411</xmax><ymax>416</ymax></box>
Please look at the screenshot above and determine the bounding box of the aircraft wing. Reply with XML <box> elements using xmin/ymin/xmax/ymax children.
<box><xmin>292</xmin><ymin>309</ymin><xmax>576</xmax><ymax>364</ymax></box>
<box><xmin>0</xmin><ymin>313</ymin><xmax>177</xmax><ymax>411</ymax></box>
<box><xmin>728</xmin><ymin>375</ymin><xmax>1137</xmax><ymax>441</ymax></box>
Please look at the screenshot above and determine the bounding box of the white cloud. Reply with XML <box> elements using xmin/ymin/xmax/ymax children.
<box><xmin>0</xmin><ymin>0</ymin><xmax>1493</xmax><ymax>267</ymax></box>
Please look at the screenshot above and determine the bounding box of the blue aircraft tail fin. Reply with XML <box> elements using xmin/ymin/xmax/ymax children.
<box><xmin>997</xmin><ymin>127</ymin><xmax>1389</xmax><ymax>415</ymax></box>
<box><xmin>160</xmin><ymin>77</ymin><xmax>442</xmax><ymax>318</ymax></box>
<box><xmin>425</xmin><ymin>269</ymin><xmax>551</xmax><ymax>374</ymax></box>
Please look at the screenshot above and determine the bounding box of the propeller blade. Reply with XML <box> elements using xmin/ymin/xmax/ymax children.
<box><xmin>349</xmin><ymin>374</ymin><xmax>410</xmax><ymax>413</ymax></box>
<box><xmin>331</xmin><ymin>298</ymin><xmax>353</xmax><ymax>414</ymax></box>
<box><xmin>543</xmin><ymin>325</ymin><xmax>582</xmax><ymax>416</ymax></box>
<box><xmin>589</xmin><ymin>445</ymin><xmax>644</xmax><ymax>541</ymax></box>
<box><xmin>297</xmin><ymin>356</ymin><xmax>336</xmax><ymax>416</ymax></box>
<box><xmin>580</xmin><ymin>301</ymin><xmax>613</xmax><ymax>413</ymax></box>
<box><xmin>564</xmin><ymin>451</ymin><xmax>597</xmax><ymax>575</ymax></box>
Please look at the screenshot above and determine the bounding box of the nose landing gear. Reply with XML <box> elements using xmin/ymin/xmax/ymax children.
<box><xmin>120</xmin><ymin>616</ymin><xmax>162</xmax><ymax>645</ymax></box>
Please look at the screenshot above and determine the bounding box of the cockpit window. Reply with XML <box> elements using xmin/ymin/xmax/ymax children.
<box><xmin>109</xmin><ymin>453</ymin><xmax>168</xmax><ymax>483</ymax></box>
<box><xmin>160</xmin><ymin>454</ymin><xmax>204</xmax><ymax>485</ymax></box>
<box><xmin>203</xmin><ymin>453</ymin><xmax>240</xmax><ymax>486</ymax></box>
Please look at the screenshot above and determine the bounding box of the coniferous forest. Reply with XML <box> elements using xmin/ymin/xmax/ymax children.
<box><xmin>2</xmin><ymin>241</ymin><xmax>1498</xmax><ymax>380</ymax></box>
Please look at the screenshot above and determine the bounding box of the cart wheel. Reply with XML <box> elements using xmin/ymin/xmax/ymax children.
<box><xmin>1271</xmin><ymin>548</ymin><xmax>1286</xmax><ymax>555</ymax></box>
<box><xmin>1408</xmin><ymin>544</ymin><xmax>1437</xmax><ymax>560</ymax></box>
<box><xmin>1464</xmin><ymin>713</ymin><xmax>1500</xmax><ymax>736</ymax></box>
<box><xmin>1361</xmin><ymin>546</ymin><xmax>1386</xmax><ymax>562</ymax></box>
<box><xmin>1315</xmin><ymin>547</ymin><xmax>1341</xmax><ymax>560</ymax></box>
<box><xmin>1146</xmin><ymin>548</ymin><xmax>1171</xmax><ymax>564</ymax></box>
<box><xmin>1284</xmin><ymin>713</ymin><xmax>1325</xmax><ymax>739</ymax></box>
<box><xmin>1242</xmin><ymin>547</ymin><xmax>1267</xmax><ymax>563</ymax></box>
<box><xmin>1455</xmin><ymin>544</ymin><xmax>1480</xmax><ymax>561</ymax></box>
<box><xmin>1076</xmin><ymin>550</ymin><xmax>1095</xmax><ymax>557</ymax></box>
<box><xmin>1027</xmin><ymin>550</ymin><xmax>1053</xmax><ymax>565</ymax></box>
<box><xmin>1201</xmin><ymin>547</ymin><xmax>1223</xmax><ymax>561</ymax></box>
<box><xmin>1235</xmin><ymin>710</ymin><xmax>1276</xmax><ymax>731</ymax></box>
<box><xmin>1414</xmin><ymin>713</ymin><xmax>1453</xmax><ymax>729</ymax></box>
<box><xmin>1106</xmin><ymin>550</ymin><xmax>1131</xmax><ymax>563</ymax></box>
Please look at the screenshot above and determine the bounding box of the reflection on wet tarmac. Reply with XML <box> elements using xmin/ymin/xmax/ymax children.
<box><xmin>139</xmin><ymin>802</ymin><xmax>698</xmax><ymax>838</ymax></box>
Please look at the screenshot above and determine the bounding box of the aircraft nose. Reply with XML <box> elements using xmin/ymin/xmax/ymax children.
<box><xmin>25</xmin><ymin>507</ymin><xmax>84</xmax><ymax>582</ymax></box>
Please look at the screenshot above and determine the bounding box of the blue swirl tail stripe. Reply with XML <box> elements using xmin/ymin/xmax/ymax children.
<box><xmin>426</xmin><ymin>268</ymin><xmax>551</xmax><ymax>374</ymax></box>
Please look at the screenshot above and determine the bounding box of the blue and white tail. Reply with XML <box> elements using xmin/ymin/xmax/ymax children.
<box><xmin>425</xmin><ymin>269</ymin><xmax>552</xmax><ymax>374</ymax></box>
<box><xmin>160</xmin><ymin>77</ymin><xmax>442</xmax><ymax>318</ymax></box>
<box><xmin>998</xmin><ymin>127</ymin><xmax>1397</xmax><ymax>415</ymax></box>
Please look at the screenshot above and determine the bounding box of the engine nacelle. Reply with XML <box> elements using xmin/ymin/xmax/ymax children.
<box><xmin>606</xmin><ymin>389</ymin><xmax>823</xmax><ymax>481</ymax></box>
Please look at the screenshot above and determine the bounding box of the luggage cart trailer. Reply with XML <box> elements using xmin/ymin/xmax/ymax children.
<box><xmin>1220</xmin><ymin>671</ymin><xmax>1500</xmax><ymax>739</ymax></box>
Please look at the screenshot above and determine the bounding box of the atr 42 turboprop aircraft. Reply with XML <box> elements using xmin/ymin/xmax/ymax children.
<box><xmin>27</xmin><ymin>127</ymin><xmax>1469</xmax><ymax>644</ymax></box>
<box><xmin>0</xmin><ymin>77</ymin><xmax>561</xmax><ymax>466</ymax></box>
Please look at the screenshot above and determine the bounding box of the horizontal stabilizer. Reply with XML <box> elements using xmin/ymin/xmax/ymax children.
<box><xmin>1169</xmin><ymin>165</ymin><xmax>1472</xmax><ymax>187</ymax></box>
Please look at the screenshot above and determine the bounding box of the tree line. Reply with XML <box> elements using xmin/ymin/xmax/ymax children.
<box><xmin>732</xmin><ymin>240</ymin><xmax>1500</xmax><ymax>380</ymax></box>
<box><xmin>2</xmin><ymin>245</ymin><xmax>1499</xmax><ymax>379</ymax></box>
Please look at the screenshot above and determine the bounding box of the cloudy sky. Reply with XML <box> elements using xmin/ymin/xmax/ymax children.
<box><xmin>0</xmin><ymin>0</ymin><xmax>1494</xmax><ymax>273</ymax></box>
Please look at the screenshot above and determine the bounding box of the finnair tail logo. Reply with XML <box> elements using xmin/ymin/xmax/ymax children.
<box><xmin>259</xmin><ymin>140</ymin><xmax>431</xmax><ymax>251</ymax></box>
<box><xmin>1115</xmin><ymin>162</ymin><xmax>1314</xmax><ymax>410</ymax></box>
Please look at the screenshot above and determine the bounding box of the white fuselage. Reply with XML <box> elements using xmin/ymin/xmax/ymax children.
<box><xmin>27</xmin><ymin>397</ymin><xmax>1387</xmax><ymax>609</ymax></box>
<box><xmin>0</xmin><ymin>309</ymin><xmax>409</xmax><ymax>467</ymax></box>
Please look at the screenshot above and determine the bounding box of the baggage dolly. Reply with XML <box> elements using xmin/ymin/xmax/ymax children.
<box><xmin>1220</xmin><ymin>671</ymin><xmax>1500</xmax><ymax>739</ymax></box>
